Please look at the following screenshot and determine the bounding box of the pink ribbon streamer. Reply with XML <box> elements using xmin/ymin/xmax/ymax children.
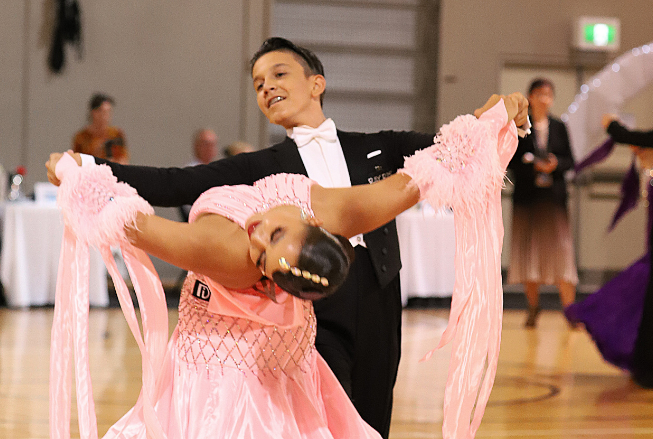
<box><xmin>50</xmin><ymin>154</ymin><xmax>169</xmax><ymax>439</ymax></box>
<box><xmin>401</xmin><ymin>100</ymin><xmax>517</xmax><ymax>439</ymax></box>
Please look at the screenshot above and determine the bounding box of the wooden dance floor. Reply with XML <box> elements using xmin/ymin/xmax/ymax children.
<box><xmin>1</xmin><ymin>307</ymin><xmax>652</xmax><ymax>438</ymax></box>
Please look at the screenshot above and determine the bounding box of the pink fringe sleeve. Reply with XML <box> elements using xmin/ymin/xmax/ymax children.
<box><xmin>399</xmin><ymin>100</ymin><xmax>518</xmax><ymax>439</ymax></box>
<box><xmin>51</xmin><ymin>154</ymin><xmax>169</xmax><ymax>439</ymax></box>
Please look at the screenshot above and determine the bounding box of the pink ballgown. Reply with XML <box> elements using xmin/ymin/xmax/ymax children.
<box><xmin>103</xmin><ymin>174</ymin><xmax>381</xmax><ymax>439</ymax></box>
<box><xmin>51</xmin><ymin>162</ymin><xmax>380</xmax><ymax>439</ymax></box>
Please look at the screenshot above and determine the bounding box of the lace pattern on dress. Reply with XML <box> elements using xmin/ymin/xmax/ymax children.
<box><xmin>176</xmin><ymin>273</ymin><xmax>316</xmax><ymax>378</ymax></box>
<box><xmin>400</xmin><ymin>114</ymin><xmax>503</xmax><ymax>213</ymax></box>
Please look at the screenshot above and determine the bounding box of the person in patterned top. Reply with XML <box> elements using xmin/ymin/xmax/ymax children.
<box><xmin>72</xmin><ymin>93</ymin><xmax>129</xmax><ymax>164</ymax></box>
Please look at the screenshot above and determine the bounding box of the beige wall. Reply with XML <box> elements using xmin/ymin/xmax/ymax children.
<box><xmin>1</xmin><ymin>2</ymin><xmax>26</xmax><ymax>177</ymax></box>
<box><xmin>8</xmin><ymin>1</ymin><xmax>652</xmax><ymax>177</ymax></box>
<box><xmin>0</xmin><ymin>1</ymin><xmax>270</xmax><ymax>190</ymax></box>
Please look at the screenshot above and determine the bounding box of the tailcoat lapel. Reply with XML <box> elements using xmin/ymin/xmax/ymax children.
<box><xmin>270</xmin><ymin>137</ymin><xmax>309</xmax><ymax>175</ymax></box>
<box><xmin>338</xmin><ymin>131</ymin><xmax>368</xmax><ymax>186</ymax></box>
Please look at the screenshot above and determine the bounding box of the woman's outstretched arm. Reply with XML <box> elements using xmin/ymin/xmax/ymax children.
<box><xmin>311</xmin><ymin>173</ymin><xmax>419</xmax><ymax>239</ymax></box>
<box><xmin>312</xmin><ymin>93</ymin><xmax>528</xmax><ymax>239</ymax></box>
<box><xmin>127</xmin><ymin>213</ymin><xmax>262</xmax><ymax>289</ymax></box>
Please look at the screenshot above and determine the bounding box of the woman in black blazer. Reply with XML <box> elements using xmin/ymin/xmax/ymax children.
<box><xmin>507</xmin><ymin>78</ymin><xmax>577</xmax><ymax>327</ymax></box>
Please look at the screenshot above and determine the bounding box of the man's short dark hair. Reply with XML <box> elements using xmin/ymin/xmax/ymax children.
<box><xmin>250</xmin><ymin>37</ymin><xmax>324</xmax><ymax>77</ymax></box>
<box><xmin>89</xmin><ymin>93</ymin><xmax>115</xmax><ymax>111</ymax></box>
<box><xmin>250</xmin><ymin>37</ymin><xmax>325</xmax><ymax>106</ymax></box>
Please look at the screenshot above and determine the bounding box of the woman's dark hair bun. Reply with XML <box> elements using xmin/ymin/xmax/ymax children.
<box><xmin>272</xmin><ymin>226</ymin><xmax>354</xmax><ymax>301</ymax></box>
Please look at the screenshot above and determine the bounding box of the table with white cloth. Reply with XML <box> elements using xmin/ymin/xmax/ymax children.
<box><xmin>397</xmin><ymin>205</ymin><xmax>456</xmax><ymax>306</ymax></box>
<box><xmin>0</xmin><ymin>201</ymin><xmax>108</xmax><ymax>307</ymax></box>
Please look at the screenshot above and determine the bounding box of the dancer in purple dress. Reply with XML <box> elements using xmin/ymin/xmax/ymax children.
<box><xmin>566</xmin><ymin>114</ymin><xmax>653</xmax><ymax>388</ymax></box>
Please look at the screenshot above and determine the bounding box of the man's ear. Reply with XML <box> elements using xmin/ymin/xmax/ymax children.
<box><xmin>311</xmin><ymin>75</ymin><xmax>326</xmax><ymax>99</ymax></box>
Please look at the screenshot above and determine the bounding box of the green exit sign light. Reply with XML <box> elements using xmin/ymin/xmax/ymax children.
<box><xmin>584</xmin><ymin>23</ymin><xmax>616</xmax><ymax>46</ymax></box>
<box><xmin>575</xmin><ymin>17</ymin><xmax>620</xmax><ymax>52</ymax></box>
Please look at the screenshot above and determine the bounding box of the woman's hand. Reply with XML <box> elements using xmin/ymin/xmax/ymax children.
<box><xmin>504</xmin><ymin>92</ymin><xmax>529</xmax><ymax>127</ymax></box>
<box><xmin>534</xmin><ymin>153</ymin><xmax>558</xmax><ymax>173</ymax></box>
<box><xmin>124</xmin><ymin>211</ymin><xmax>149</xmax><ymax>245</ymax></box>
<box><xmin>474</xmin><ymin>94</ymin><xmax>503</xmax><ymax>119</ymax></box>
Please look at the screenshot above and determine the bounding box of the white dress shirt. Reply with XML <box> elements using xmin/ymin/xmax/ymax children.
<box><xmin>290</xmin><ymin>118</ymin><xmax>366</xmax><ymax>248</ymax></box>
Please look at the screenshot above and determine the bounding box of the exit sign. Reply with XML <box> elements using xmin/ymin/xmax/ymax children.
<box><xmin>575</xmin><ymin>17</ymin><xmax>620</xmax><ymax>52</ymax></box>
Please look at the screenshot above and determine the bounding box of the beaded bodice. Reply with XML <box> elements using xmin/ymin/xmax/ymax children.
<box><xmin>176</xmin><ymin>273</ymin><xmax>316</xmax><ymax>376</ymax></box>
<box><xmin>189</xmin><ymin>173</ymin><xmax>314</xmax><ymax>227</ymax></box>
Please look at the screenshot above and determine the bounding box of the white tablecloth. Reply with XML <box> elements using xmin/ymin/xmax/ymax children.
<box><xmin>0</xmin><ymin>201</ymin><xmax>108</xmax><ymax>307</ymax></box>
<box><xmin>397</xmin><ymin>206</ymin><xmax>456</xmax><ymax>305</ymax></box>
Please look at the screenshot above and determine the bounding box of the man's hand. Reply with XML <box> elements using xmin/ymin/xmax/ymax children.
<box><xmin>474</xmin><ymin>92</ymin><xmax>529</xmax><ymax>127</ymax></box>
<box><xmin>632</xmin><ymin>145</ymin><xmax>653</xmax><ymax>169</ymax></box>
<box><xmin>506</xmin><ymin>92</ymin><xmax>529</xmax><ymax>128</ymax></box>
<box><xmin>46</xmin><ymin>150</ymin><xmax>82</xmax><ymax>186</ymax></box>
<box><xmin>602</xmin><ymin>113</ymin><xmax>619</xmax><ymax>130</ymax></box>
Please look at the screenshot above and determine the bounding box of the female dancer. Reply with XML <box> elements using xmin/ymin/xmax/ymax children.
<box><xmin>566</xmin><ymin>115</ymin><xmax>653</xmax><ymax>388</ymax></box>
<box><xmin>51</xmin><ymin>93</ymin><xmax>527</xmax><ymax>439</ymax></box>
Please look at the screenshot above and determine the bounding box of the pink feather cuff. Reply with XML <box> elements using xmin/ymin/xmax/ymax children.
<box><xmin>55</xmin><ymin>153</ymin><xmax>154</xmax><ymax>247</ymax></box>
<box><xmin>400</xmin><ymin>112</ymin><xmax>505</xmax><ymax>212</ymax></box>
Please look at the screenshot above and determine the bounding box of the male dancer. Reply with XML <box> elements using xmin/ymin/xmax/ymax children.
<box><xmin>48</xmin><ymin>38</ymin><xmax>434</xmax><ymax>438</ymax></box>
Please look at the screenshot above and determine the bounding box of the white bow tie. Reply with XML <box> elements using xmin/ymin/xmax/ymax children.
<box><xmin>291</xmin><ymin>119</ymin><xmax>338</xmax><ymax>147</ymax></box>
